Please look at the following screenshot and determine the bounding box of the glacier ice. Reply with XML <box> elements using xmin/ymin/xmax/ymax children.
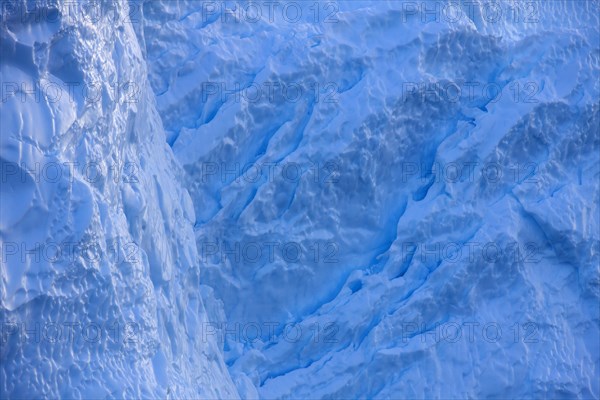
<box><xmin>1</xmin><ymin>0</ymin><xmax>599</xmax><ymax>398</ymax></box>
<box><xmin>0</xmin><ymin>1</ymin><xmax>238</xmax><ymax>398</ymax></box>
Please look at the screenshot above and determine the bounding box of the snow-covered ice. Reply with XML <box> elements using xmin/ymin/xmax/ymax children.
<box><xmin>1</xmin><ymin>0</ymin><xmax>599</xmax><ymax>398</ymax></box>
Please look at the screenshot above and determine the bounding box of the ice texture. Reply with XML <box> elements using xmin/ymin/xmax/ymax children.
<box><xmin>1</xmin><ymin>1</ymin><xmax>238</xmax><ymax>398</ymax></box>
<box><xmin>2</xmin><ymin>0</ymin><xmax>600</xmax><ymax>398</ymax></box>
<box><xmin>135</xmin><ymin>1</ymin><xmax>600</xmax><ymax>398</ymax></box>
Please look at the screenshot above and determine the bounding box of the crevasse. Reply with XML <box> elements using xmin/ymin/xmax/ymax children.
<box><xmin>1</xmin><ymin>0</ymin><xmax>599</xmax><ymax>398</ymax></box>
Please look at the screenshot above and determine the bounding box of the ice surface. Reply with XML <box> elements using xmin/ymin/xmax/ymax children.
<box><xmin>1</xmin><ymin>1</ymin><xmax>237</xmax><ymax>398</ymax></box>
<box><xmin>1</xmin><ymin>0</ymin><xmax>599</xmax><ymax>398</ymax></box>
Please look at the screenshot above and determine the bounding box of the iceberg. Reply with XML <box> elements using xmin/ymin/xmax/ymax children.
<box><xmin>1</xmin><ymin>0</ymin><xmax>598</xmax><ymax>398</ymax></box>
